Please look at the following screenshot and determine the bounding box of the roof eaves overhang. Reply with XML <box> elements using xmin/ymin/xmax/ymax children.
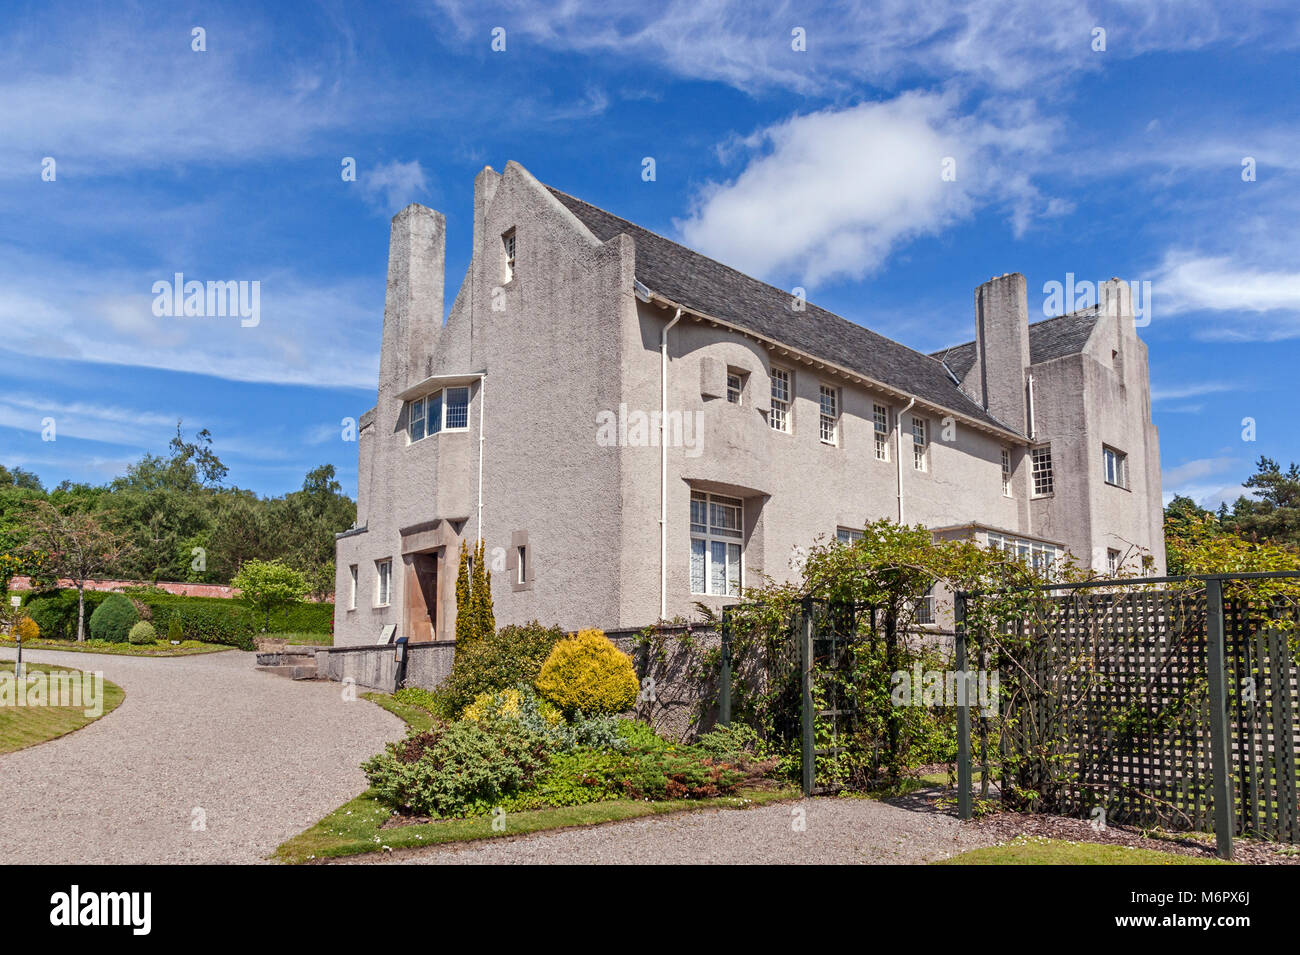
<box><xmin>394</xmin><ymin>371</ymin><xmax>487</xmax><ymax>403</ymax></box>
<box><xmin>640</xmin><ymin>289</ymin><xmax>1028</xmax><ymax>445</ymax></box>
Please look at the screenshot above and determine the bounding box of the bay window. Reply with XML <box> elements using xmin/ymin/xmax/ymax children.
<box><xmin>690</xmin><ymin>491</ymin><xmax>743</xmax><ymax>596</ymax></box>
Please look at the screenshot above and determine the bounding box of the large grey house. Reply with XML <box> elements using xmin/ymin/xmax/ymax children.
<box><xmin>334</xmin><ymin>161</ymin><xmax>1164</xmax><ymax>646</ymax></box>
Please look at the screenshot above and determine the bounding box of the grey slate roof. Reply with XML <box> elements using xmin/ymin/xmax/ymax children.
<box><xmin>546</xmin><ymin>186</ymin><xmax>1019</xmax><ymax>436</ymax></box>
<box><xmin>930</xmin><ymin>307</ymin><xmax>1101</xmax><ymax>381</ymax></box>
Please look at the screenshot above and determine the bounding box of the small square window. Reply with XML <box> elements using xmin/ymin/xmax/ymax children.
<box><xmin>727</xmin><ymin>371</ymin><xmax>745</xmax><ymax>404</ymax></box>
<box><xmin>1103</xmin><ymin>445</ymin><xmax>1128</xmax><ymax>489</ymax></box>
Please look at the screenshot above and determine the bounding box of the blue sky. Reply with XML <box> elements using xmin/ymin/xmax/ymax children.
<box><xmin>3</xmin><ymin>1</ymin><xmax>1299</xmax><ymax>506</ymax></box>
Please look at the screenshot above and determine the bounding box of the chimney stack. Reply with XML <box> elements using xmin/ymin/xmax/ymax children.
<box><xmin>379</xmin><ymin>204</ymin><xmax>445</xmax><ymax>398</ymax></box>
<box><xmin>972</xmin><ymin>272</ymin><xmax>1031</xmax><ymax>434</ymax></box>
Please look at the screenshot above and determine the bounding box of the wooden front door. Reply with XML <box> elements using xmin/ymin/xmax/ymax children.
<box><xmin>404</xmin><ymin>552</ymin><xmax>439</xmax><ymax>642</ymax></box>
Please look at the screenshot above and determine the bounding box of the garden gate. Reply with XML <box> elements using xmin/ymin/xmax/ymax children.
<box><xmin>958</xmin><ymin>573</ymin><xmax>1300</xmax><ymax>861</ymax></box>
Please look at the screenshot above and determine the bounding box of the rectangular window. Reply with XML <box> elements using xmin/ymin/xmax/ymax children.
<box><xmin>409</xmin><ymin>398</ymin><xmax>426</xmax><ymax>442</ymax></box>
<box><xmin>1001</xmin><ymin>448</ymin><xmax>1012</xmax><ymax>497</ymax></box>
<box><xmin>444</xmin><ymin>386</ymin><xmax>470</xmax><ymax>430</ymax></box>
<box><xmin>1107</xmin><ymin>548</ymin><xmax>1121</xmax><ymax>575</ymax></box>
<box><xmin>1031</xmin><ymin>445</ymin><xmax>1054</xmax><ymax>496</ymax></box>
<box><xmin>769</xmin><ymin>367</ymin><xmax>791</xmax><ymax>433</ymax></box>
<box><xmin>503</xmin><ymin>229</ymin><xmax>516</xmax><ymax>282</ymax></box>
<box><xmin>348</xmin><ymin>564</ymin><xmax>358</xmax><ymax>610</ymax></box>
<box><xmin>1103</xmin><ymin>445</ymin><xmax>1128</xmax><ymax>489</ymax></box>
<box><xmin>837</xmin><ymin>526</ymin><xmax>864</xmax><ymax>544</ymax></box>
<box><xmin>873</xmin><ymin>404</ymin><xmax>890</xmax><ymax>461</ymax></box>
<box><xmin>428</xmin><ymin>390</ymin><xmax>443</xmax><ymax>435</ymax></box>
<box><xmin>689</xmin><ymin>491</ymin><xmax>743</xmax><ymax>596</ymax></box>
<box><xmin>914</xmin><ymin>586</ymin><xmax>934</xmax><ymax>626</ymax></box>
<box><xmin>516</xmin><ymin>545</ymin><xmax>527</xmax><ymax>585</ymax></box>
<box><xmin>819</xmin><ymin>384</ymin><xmax>838</xmax><ymax>445</ymax></box>
<box><xmin>375</xmin><ymin>559</ymin><xmax>392</xmax><ymax>607</ymax></box>
<box><xmin>911</xmin><ymin>416</ymin><xmax>928</xmax><ymax>471</ymax></box>
<box><xmin>726</xmin><ymin>372</ymin><xmax>744</xmax><ymax>404</ymax></box>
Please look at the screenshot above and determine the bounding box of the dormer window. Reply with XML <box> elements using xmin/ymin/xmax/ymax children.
<box><xmin>502</xmin><ymin>229</ymin><xmax>516</xmax><ymax>283</ymax></box>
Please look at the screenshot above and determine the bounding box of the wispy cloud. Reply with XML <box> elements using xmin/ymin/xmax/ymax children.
<box><xmin>361</xmin><ymin>159</ymin><xmax>431</xmax><ymax>214</ymax></box>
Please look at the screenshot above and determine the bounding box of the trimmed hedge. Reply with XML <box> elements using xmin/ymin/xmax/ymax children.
<box><xmin>20</xmin><ymin>588</ymin><xmax>334</xmax><ymax>650</ymax></box>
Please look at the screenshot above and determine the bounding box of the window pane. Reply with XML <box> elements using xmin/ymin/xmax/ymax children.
<box><xmin>429</xmin><ymin>391</ymin><xmax>443</xmax><ymax>434</ymax></box>
<box><xmin>710</xmin><ymin>541</ymin><xmax>727</xmax><ymax>595</ymax></box>
<box><xmin>691</xmin><ymin>538</ymin><xmax>706</xmax><ymax>594</ymax></box>
<box><xmin>445</xmin><ymin>387</ymin><xmax>470</xmax><ymax>429</ymax></box>
<box><xmin>690</xmin><ymin>494</ymin><xmax>707</xmax><ymax>534</ymax></box>
<box><xmin>726</xmin><ymin>542</ymin><xmax>741</xmax><ymax>595</ymax></box>
<box><xmin>409</xmin><ymin>399</ymin><xmax>425</xmax><ymax>442</ymax></box>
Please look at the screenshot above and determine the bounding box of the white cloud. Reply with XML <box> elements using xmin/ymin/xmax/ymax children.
<box><xmin>1154</xmin><ymin>252</ymin><xmax>1300</xmax><ymax>340</ymax></box>
<box><xmin>361</xmin><ymin>160</ymin><xmax>431</xmax><ymax>214</ymax></box>
<box><xmin>674</xmin><ymin>92</ymin><xmax>1061</xmax><ymax>284</ymax></box>
<box><xmin>1150</xmin><ymin>381</ymin><xmax>1235</xmax><ymax>402</ymax></box>
<box><xmin>1163</xmin><ymin>456</ymin><xmax>1240</xmax><ymax>488</ymax></box>
<box><xmin>0</xmin><ymin>247</ymin><xmax>382</xmax><ymax>389</ymax></box>
<box><xmin>427</xmin><ymin>1</ymin><xmax>1300</xmax><ymax>95</ymax></box>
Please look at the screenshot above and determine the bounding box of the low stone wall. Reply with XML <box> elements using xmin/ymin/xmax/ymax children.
<box><xmin>316</xmin><ymin>640</ymin><xmax>456</xmax><ymax>692</ymax></box>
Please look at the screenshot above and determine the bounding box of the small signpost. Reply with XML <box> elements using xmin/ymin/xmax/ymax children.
<box><xmin>10</xmin><ymin>593</ymin><xmax>23</xmax><ymax>680</ymax></box>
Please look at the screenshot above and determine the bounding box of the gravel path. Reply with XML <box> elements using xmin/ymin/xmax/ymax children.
<box><xmin>341</xmin><ymin>792</ymin><xmax>1005</xmax><ymax>865</ymax></box>
<box><xmin>0</xmin><ymin>647</ymin><xmax>404</xmax><ymax>864</ymax></box>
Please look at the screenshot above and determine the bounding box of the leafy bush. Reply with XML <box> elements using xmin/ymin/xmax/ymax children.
<box><xmin>392</xmin><ymin>686</ymin><xmax>451</xmax><ymax>718</ymax></box>
<box><xmin>694</xmin><ymin>723</ymin><xmax>765</xmax><ymax>763</ymax></box>
<box><xmin>438</xmin><ymin>621</ymin><xmax>565</xmax><ymax>715</ymax></box>
<box><xmin>128</xmin><ymin>621</ymin><xmax>157</xmax><ymax>645</ymax></box>
<box><xmin>89</xmin><ymin>594</ymin><xmax>139</xmax><ymax>642</ymax></box>
<box><xmin>23</xmin><ymin>589</ymin><xmax>109</xmax><ymax>640</ymax></box>
<box><xmin>535</xmin><ymin>628</ymin><xmax>639</xmax><ymax>716</ymax></box>
<box><xmin>362</xmin><ymin>719</ymin><xmax>550</xmax><ymax>818</ymax></box>
<box><xmin>14</xmin><ymin>615</ymin><xmax>39</xmax><ymax>641</ymax></box>
<box><xmin>167</xmin><ymin>615</ymin><xmax>183</xmax><ymax>642</ymax></box>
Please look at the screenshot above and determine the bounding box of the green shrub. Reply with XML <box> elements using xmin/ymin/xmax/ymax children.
<box><xmin>439</xmin><ymin>621</ymin><xmax>565</xmax><ymax>715</ymax></box>
<box><xmin>392</xmin><ymin>686</ymin><xmax>454</xmax><ymax>718</ymax></box>
<box><xmin>535</xmin><ymin>628</ymin><xmax>639</xmax><ymax>716</ymax></box>
<box><xmin>128</xmin><ymin>621</ymin><xmax>157</xmax><ymax>645</ymax></box>
<box><xmin>167</xmin><ymin>615</ymin><xmax>183</xmax><ymax>642</ymax></box>
<box><xmin>22</xmin><ymin>590</ymin><xmax>108</xmax><ymax>640</ymax></box>
<box><xmin>89</xmin><ymin>594</ymin><xmax>139</xmax><ymax>643</ymax></box>
<box><xmin>694</xmin><ymin>723</ymin><xmax>764</xmax><ymax>762</ymax></box>
<box><xmin>362</xmin><ymin>719</ymin><xmax>550</xmax><ymax>818</ymax></box>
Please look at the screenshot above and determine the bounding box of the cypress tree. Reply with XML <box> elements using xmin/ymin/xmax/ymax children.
<box><xmin>454</xmin><ymin>540</ymin><xmax>472</xmax><ymax>643</ymax></box>
<box><xmin>472</xmin><ymin>538</ymin><xmax>495</xmax><ymax>639</ymax></box>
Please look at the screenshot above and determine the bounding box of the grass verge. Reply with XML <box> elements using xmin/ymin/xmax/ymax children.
<box><xmin>0</xmin><ymin>661</ymin><xmax>125</xmax><ymax>754</ymax></box>
<box><xmin>272</xmin><ymin>690</ymin><xmax>795</xmax><ymax>864</ymax></box>
<box><xmin>0</xmin><ymin>637</ymin><xmax>233</xmax><ymax>657</ymax></box>
<box><xmin>935</xmin><ymin>835</ymin><xmax>1230</xmax><ymax>865</ymax></box>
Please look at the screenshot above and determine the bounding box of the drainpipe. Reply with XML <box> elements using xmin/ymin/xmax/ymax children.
<box><xmin>896</xmin><ymin>397</ymin><xmax>915</xmax><ymax>524</ymax></box>
<box><xmin>477</xmin><ymin>374</ymin><xmax>486</xmax><ymax>544</ymax></box>
<box><xmin>660</xmin><ymin>307</ymin><xmax>683</xmax><ymax>622</ymax></box>
<box><xmin>1026</xmin><ymin>374</ymin><xmax>1037</xmax><ymax>440</ymax></box>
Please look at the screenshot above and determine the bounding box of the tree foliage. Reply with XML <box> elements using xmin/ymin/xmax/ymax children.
<box><xmin>232</xmin><ymin>558</ymin><xmax>309</xmax><ymax>632</ymax></box>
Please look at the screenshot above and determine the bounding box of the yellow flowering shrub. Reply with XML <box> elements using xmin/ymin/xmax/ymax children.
<box><xmin>534</xmin><ymin>628</ymin><xmax>639</xmax><ymax>716</ymax></box>
<box><xmin>463</xmin><ymin>688</ymin><xmax>523</xmax><ymax>722</ymax></box>
<box><xmin>14</xmin><ymin>616</ymin><xmax>39</xmax><ymax>641</ymax></box>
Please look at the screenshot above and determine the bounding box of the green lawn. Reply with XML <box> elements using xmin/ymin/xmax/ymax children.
<box><xmin>936</xmin><ymin>836</ymin><xmax>1229</xmax><ymax>865</ymax></box>
<box><xmin>0</xmin><ymin>661</ymin><xmax>125</xmax><ymax>754</ymax></box>
<box><xmin>0</xmin><ymin>636</ymin><xmax>233</xmax><ymax>657</ymax></box>
<box><xmin>265</xmin><ymin>631</ymin><xmax>334</xmax><ymax>646</ymax></box>
<box><xmin>273</xmin><ymin>690</ymin><xmax>795</xmax><ymax>863</ymax></box>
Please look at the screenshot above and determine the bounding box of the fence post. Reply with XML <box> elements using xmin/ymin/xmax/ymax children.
<box><xmin>719</xmin><ymin>607</ymin><xmax>732</xmax><ymax>727</ymax></box>
<box><xmin>800</xmin><ymin>595</ymin><xmax>815</xmax><ymax>798</ymax></box>
<box><xmin>1205</xmin><ymin>576</ymin><xmax>1235</xmax><ymax>861</ymax></box>
<box><xmin>955</xmin><ymin>591</ymin><xmax>972</xmax><ymax>821</ymax></box>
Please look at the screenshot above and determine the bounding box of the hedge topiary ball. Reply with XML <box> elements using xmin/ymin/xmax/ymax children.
<box><xmin>128</xmin><ymin>621</ymin><xmax>157</xmax><ymax>646</ymax></box>
<box><xmin>89</xmin><ymin>593</ymin><xmax>139</xmax><ymax>643</ymax></box>
<box><xmin>534</xmin><ymin>628</ymin><xmax>639</xmax><ymax>716</ymax></box>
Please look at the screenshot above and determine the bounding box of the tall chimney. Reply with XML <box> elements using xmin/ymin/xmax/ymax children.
<box><xmin>379</xmin><ymin>204</ymin><xmax>445</xmax><ymax>398</ymax></box>
<box><xmin>973</xmin><ymin>273</ymin><xmax>1031</xmax><ymax>434</ymax></box>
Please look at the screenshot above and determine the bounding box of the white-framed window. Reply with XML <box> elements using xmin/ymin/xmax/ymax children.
<box><xmin>819</xmin><ymin>384</ymin><xmax>839</xmax><ymax>445</ymax></box>
<box><xmin>988</xmin><ymin>533</ymin><xmax>1060</xmax><ymax>573</ymax></box>
<box><xmin>1107</xmin><ymin>548</ymin><xmax>1121</xmax><ymax>575</ymax></box>
<box><xmin>408</xmin><ymin>386</ymin><xmax>471</xmax><ymax>441</ymax></box>
<box><xmin>914</xmin><ymin>585</ymin><xmax>934</xmax><ymax>626</ymax></box>
<box><xmin>502</xmin><ymin>229</ymin><xmax>516</xmax><ymax>282</ymax></box>
<box><xmin>837</xmin><ymin>526</ymin><xmax>864</xmax><ymax>544</ymax></box>
<box><xmin>727</xmin><ymin>370</ymin><xmax>746</xmax><ymax>404</ymax></box>
<box><xmin>1001</xmin><ymin>448</ymin><xmax>1013</xmax><ymax>497</ymax></box>
<box><xmin>375</xmin><ymin>558</ymin><xmax>392</xmax><ymax>607</ymax></box>
<box><xmin>690</xmin><ymin>491</ymin><xmax>743</xmax><ymax>596</ymax></box>
<box><xmin>1031</xmin><ymin>445</ymin><xmax>1054</xmax><ymax>496</ymax></box>
<box><xmin>911</xmin><ymin>416</ymin><xmax>928</xmax><ymax>471</ymax></box>
<box><xmin>348</xmin><ymin>564</ymin><xmax>358</xmax><ymax>610</ymax></box>
<box><xmin>769</xmin><ymin>367</ymin><xmax>791</xmax><ymax>433</ymax></box>
<box><xmin>873</xmin><ymin>404</ymin><xmax>890</xmax><ymax>461</ymax></box>
<box><xmin>1103</xmin><ymin>445</ymin><xmax>1128</xmax><ymax>489</ymax></box>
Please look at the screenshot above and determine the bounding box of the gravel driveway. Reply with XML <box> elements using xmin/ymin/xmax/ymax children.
<box><xmin>341</xmin><ymin>792</ymin><xmax>1004</xmax><ymax>865</ymax></box>
<box><xmin>0</xmin><ymin>647</ymin><xmax>404</xmax><ymax>864</ymax></box>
